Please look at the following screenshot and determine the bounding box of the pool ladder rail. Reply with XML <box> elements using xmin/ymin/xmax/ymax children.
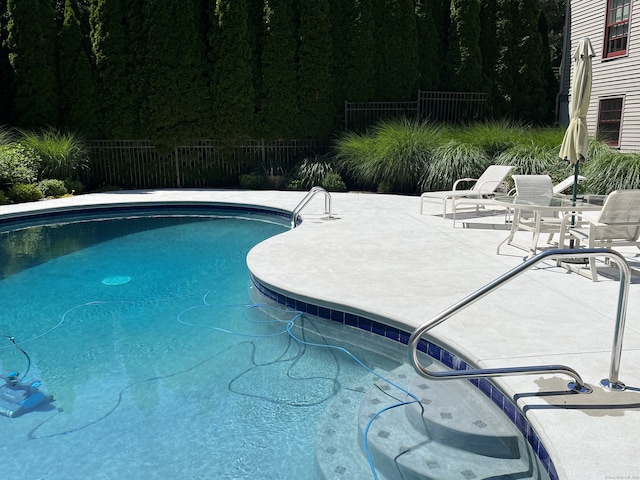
<box><xmin>291</xmin><ymin>186</ymin><xmax>332</xmax><ymax>228</ymax></box>
<box><xmin>408</xmin><ymin>248</ymin><xmax>632</xmax><ymax>394</ymax></box>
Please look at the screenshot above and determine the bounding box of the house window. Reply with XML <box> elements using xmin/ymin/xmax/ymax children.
<box><xmin>597</xmin><ymin>97</ymin><xmax>624</xmax><ymax>146</ymax></box>
<box><xmin>604</xmin><ymin>0</ymin><xmax>631</xmax><ymax>58</ymax></box>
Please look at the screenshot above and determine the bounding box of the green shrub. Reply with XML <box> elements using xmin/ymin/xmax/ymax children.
<box><xmin>0</xmin><ymin>144</ymin><xmax>41</xmax><ymax>184</ymax></box>
<box><xmin>0</xmin><ymin>190</ymin><xmax>8</xmax><ymax>205</ymax></box>
<box><xmin>321</xmin><ymin>172</ymin><xmax>347</xmax><ymax>192</ymax></box>
<box><xmin>19</xmin><ymin>127</ymin><xmax>89</xmax><ymax>180</ymax></box>
<box><xmin>38</xmin><ymin>179</ymin><xmax>68</xmax><ymax>197</ymax></box>
<box><xmin>64</xmin><ymin>178</ymin><xmax>85</xmax><ymax>194</ymax></box>
<box><xmin>239</xmin><ymin>173</ymin><xmax>266</xmax><ymax>189</ymax></box>
<box><xmin>8</xmin><ymin>183</ymin><xmax>44</xmax><ymax>203</ymax></box>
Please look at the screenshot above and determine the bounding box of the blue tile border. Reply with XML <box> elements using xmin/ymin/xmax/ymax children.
<box><xmin>252</xmin><ymin>275</ymin><xmax>558</xmax><ymax>480</ymax></box>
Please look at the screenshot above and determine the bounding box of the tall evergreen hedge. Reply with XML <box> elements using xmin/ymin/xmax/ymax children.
<box><xmin>296</xmin><ymin>0</ymin><xmax>335</xmax><ymax>140</ymax></box>
<box><xmin>0</xmin><ymin>0</ymin><xmax>560</xmax><ymax>142</ymax></box>
<box><xmin>6</xmin><ymin>0</ymin><xmax>59</xmax><ymax>127</ymax></box>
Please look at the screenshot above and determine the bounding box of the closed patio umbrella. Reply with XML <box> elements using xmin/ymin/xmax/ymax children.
<box><xmin>559</xmin><ymin>37</ymin><xmax>595</xmax><ymax>203</ymax></box>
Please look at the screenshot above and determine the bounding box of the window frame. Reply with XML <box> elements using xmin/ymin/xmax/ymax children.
<box><xmin>596</xmin><ymin>96</ymin><xmax>625</xmax><ymax>147</ymax></box>
<box><xmin>603</xmin><ymin>0</ymin><xmax>632</xmax><ymax>59</ymax></box>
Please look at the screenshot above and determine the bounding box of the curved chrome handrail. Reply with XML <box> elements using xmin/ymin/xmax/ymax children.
<box><xmin>290</xmin><ymin>186</ymin><xmax>332</xmax><ymax>228</ymax></box>
<box><xmin>408</xmin><ymin>248</ymin><xmax>631</xmax><ymax>394</ymax></box>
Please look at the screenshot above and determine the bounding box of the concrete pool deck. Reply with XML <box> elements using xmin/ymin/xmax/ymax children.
<box><xmin>2</xmin><ymin>189</ymin><xmax>639</xmax><ymax>480</ymax></box>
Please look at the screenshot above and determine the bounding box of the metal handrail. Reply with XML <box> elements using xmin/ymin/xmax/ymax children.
<box><xmin>290</xmin><ymin>186</ymin><xmax>332</xmax><ymax>228</ymax></box>
<box><xmin>408</xmin><ymin>248</ymin><xmax>631</xmax><ymax>394</ymax></box>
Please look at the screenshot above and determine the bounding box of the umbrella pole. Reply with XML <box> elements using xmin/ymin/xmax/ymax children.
<box><xmin>570</xmin><ymin>161</ymin><xmax>580</xmax><ymax>248</ymax></box>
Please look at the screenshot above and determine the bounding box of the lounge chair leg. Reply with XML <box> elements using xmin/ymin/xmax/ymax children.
<box><xmin>589</xmin><ymin>257</ymin><xmax>599</xmax><ymax>282</ymax></box>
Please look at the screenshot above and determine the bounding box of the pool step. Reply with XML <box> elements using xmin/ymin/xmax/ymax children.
<box><xmin>315</xmin><ymin>370</ymin><xmax>392</xmax><ymax>480</ymax></box>
<box><xmin>358</xmin><ymin>364</ymin><xmax>548</xmax><ymax>480</ymax></box>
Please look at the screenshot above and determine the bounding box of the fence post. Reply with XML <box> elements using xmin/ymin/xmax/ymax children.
<box><xmin>174</xmin><ymin>147</ymin><xmax>181</xmax><ymax>187</ymax></box>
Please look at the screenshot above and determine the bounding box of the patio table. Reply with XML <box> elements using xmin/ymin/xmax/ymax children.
<box><xmin>493</xmin><ymin>194</ymin><xmax>603</xmax><ymax>258</ymax></box>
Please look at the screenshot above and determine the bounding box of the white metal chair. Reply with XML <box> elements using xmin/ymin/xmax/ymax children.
<box><xmin>419</xmin><ymin>165</ymin><xmax>515</xmax><ymax>222</ymax></box>
<box><xmin>553</xmin><ymin>175</ymin><xmax>587</xmax><ymax>195</ymax></box>
<box><xmin>505</xmin><ymin>175</ymin><xmax>563</xmax><ymax>254</ymax></box>
<box><xmin>558</xmin><ymin>189</ymin><xmax>640</xmax><ymax>281</ymax></box>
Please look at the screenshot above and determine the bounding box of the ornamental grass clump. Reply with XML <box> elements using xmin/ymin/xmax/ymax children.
<box><xmin>583</xmin><ymin>141</ymin><xmax>640</xmax><ymax>194</ymax></box>
<box><xmin>420</xmin><ymin>140</ymin><xmax>490</xmax><ymax>192</ymax></box>
<box><xmin>336</xmin><ymin>118</ymin><xmax>444</xmax><ymax>193</ymax></box>
<box><xmin>495</xmin><ymin>141</ymin><xmax>559</xmax><ymax>176</ymax></box>
<box><xmin>19</xmin><ymin>128</ymin><xmax>89</xmax><ymax>181</ymax></box>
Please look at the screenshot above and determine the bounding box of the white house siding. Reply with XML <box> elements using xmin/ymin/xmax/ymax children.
<box><xmin>569</xmin><ymin>0</ymin><xmax>640</xmax><ymax>152</ymax></box>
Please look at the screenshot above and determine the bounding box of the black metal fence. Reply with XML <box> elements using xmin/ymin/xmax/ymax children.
<box><xmin>87</xmin><ymin>139</ymin><xmax>330</xmax><ymax>189</ymax></box>
<box><xmin>344</xmin><ymin>90</ymin><xmax>488</xmax><ymax>132</ymax></box>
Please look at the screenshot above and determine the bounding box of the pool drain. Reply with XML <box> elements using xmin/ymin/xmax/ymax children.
<box><xmin>102</xmin><ymin>275</ymin><xmax>132</xmax><ymax>286</ymax></box>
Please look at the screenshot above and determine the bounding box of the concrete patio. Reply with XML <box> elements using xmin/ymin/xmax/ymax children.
<box><xmin>1</xmin><ymin>189</ymin><xmax>639</xmax><ymax>480</ymax></box>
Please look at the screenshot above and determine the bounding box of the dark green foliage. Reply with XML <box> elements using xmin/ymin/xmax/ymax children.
<box><xmin>331</xmin><ymin>0</ymin><xmax>376</xmax><ymax>104</ymax></box>
<box><xmin>59</xmin><ymin>0</ymin><xmax>99</xmax><ymax>137</ymax></box>
<box><xmin>19</xmin><ymin>127</ymin><xmax>89</xmax><ymax>180</ymax></box>
<box><xmin>509</xmin><ymin>0</ymin><xmax>553</xmax><ymax>124</ymax></box>
<box><xmin>90</xmin><ymin>0</ymin><xmax>142</xmax><ymax>138</ymax></box>
<box><xmin>140</xmin><ymin>0</ymin><xmax>209</xmax><ymax>149</ymax></box>
<box><xmin>0</xmin><ymin>1</ymin><xmax>13</xmax><ymax>125</ymax></box>
<box><xmin>6</xmin><ymin>0</ymin><xmax>59</xmax><ymax>127</ymax></box>
<box><xmin>7</xmin><ymin>183</ymin><xmax>43</xmax><ymax>202</ymax></box>
<box><xmin>415</xmin><ymin>0</ymin><xmax>442</xmax><ymax>90</ymax></box>
<box><xmin>259</xmin><ymin>0</ymin><xmax>299</xmax><ymax>139</ymax></box>
<box><xmin>480</xmin><ymin>0</ymin><xmax>499</xmax><ymax>108</ymax></box>
<box><xmin>296</xmin><ymin>0</ymin><xmax>335</xmax><ymax>140</ymax></box>
<box><xmin>209</xmin><ymin>0</ymin><xmax>256</xmax><ymax>141</ymax></box>
<box><xmin>447</xmin><ymin>0</ymin><xmax>484</xmax><ymax>92</ymax></box>
<box><xmin>372</xmin><ymin>0</ymin><xmax>419</xmax><ymax>101</ymax></box>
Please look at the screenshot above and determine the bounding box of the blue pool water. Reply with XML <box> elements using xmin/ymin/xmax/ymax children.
<box><xmin>0</xmin><ymin>211</ymin><xmax>406</xmax><ymax>479</ymax></box>
<box><xmin>0</xmin><ymin>208</ymin><xmax>554</xmax><ymax>480</ymax></box>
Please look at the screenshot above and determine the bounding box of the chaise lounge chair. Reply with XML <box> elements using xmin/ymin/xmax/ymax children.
<box><xmin>557</xmin><ymin>189</ymin><xmax>640</xmax><ymax>281</ymax></box>
<box><xmin>419</xmin><ymin>165</ymin><xmax>515</xmax><ymax>223</ymax></box>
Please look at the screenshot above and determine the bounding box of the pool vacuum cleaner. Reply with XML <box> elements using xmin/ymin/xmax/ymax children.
<box><xmin>0</xmin><ymin>336</ymin><xmax>53</xmax><ymax>418</ymax></box>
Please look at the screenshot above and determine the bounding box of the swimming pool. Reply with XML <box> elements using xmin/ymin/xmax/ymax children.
<box><xmin>0</xmin><ymin>205</ymin><xmax>553</xmax><ymax>479</ymax></box>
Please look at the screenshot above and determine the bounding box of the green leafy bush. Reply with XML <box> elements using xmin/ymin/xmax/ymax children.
<box><xmin>239</xmin><ymin>173</ymin><xmax>266</xmax><ymax>189</ymax></box>
<box><xmin>0</xmin><ymin>190</ymin><xmax>8</xmax><ymax>205</ymax></box>
<box><xmin>38</xmin><ymin>179</ymin><xmax>68</xmax><ymax>197</ymax></box>
<box><xmin>0</xmin><ymin>144</ymin><xmax>41</xmax><ymax>184</ymax></box>
<box><xmin>321</xmin><ymin>172</ymin><xmax>347</xmax><ymax>192</ymax></box>
<box><xmin>8</xmin><ymin>183</ymin><xmax>44</xmax><ymax>203</ymax></box>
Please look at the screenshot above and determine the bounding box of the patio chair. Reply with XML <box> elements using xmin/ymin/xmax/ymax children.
<box><xmin>504</xmin><ymin>175</ymin><xmax>563</xmax><ymax>254</ymax></box>
<box><xmin>557</xmin><ymin>189</ymin><xmax>640</xmax><ymax>281</ymax></box>
<box><xmin>419</xmin><ymin>165</ymin><xmax>515</xmax><ymax>222</ymax></box>
<box><xmin>553</xmin><ymin>175</ymin><xmax>587</xmax><ymax>195</ymax></box>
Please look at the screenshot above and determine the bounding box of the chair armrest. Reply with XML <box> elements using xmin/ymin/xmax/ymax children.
<box><xmin>452</xmin><ymin>178</ymin><xmax>477</xmax><ymax>190</ymax></box>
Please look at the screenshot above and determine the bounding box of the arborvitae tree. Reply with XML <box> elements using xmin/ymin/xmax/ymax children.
<box><xmin>246</xmin><ymin>0</ymin><xmax>265</xmax><ymax>112</ymax></box>
<box><xmin>538</xmin><ymin>10</ymin><xmax>559</xmax><ymax>124</ymax></box>
<box><xmin>447</xmin><ymin>0</ymin><xmax>484</xmax><ymax>92</ymax></box>
<box><xmin>415</xmin><ymin>0</ymin><xmax>441</xmax><ymax>90</ymax></box>
<box><xmin>331</xmin><ymin>0</ymin><xmax>376</xmax><ymax>113</ymax></box>
<box><xmin>209</xmin><ymin>0</ymin><xmax>256</xmax><ymax>141</ymax></box>
<box><xmin>493</xmin><ymin>0</ymin><xmax>515</xmax><ymax>117</ymax></box>
<box><xmin>6</xmin><ymin>0</ymin><xmax>59</xmax><ymax>127</ymax></box>
<box><xmin>259</xmin><ymin>0</ymin><xmax>299</xmax><ymax>139</ymax></box>
<box><xmin>59</xmin><ymin>0</ymin><xmax>99</xmax><ymax>136</ymax></box>
<box><xmin>509</xmin><ymin>0</ymin><xmax>551</xmax><ymax>123</ymax></box>
<box><xmin>479</xmin><ymin>0</ymin><xmax>499</xmax><ymax>115</ymax></box>
<box><xmin>372</xmin><ymin>0</ymin><xmax>418</xmax><ymax>100</ymax></box>
<box><xmin>140</xmin><ymin>0</ymin><xmax>209</xmax><ymax>148</ymax></box>
<box><xmin>90</xmin><ymin>0</ymin><xmax>142</xmax><ymax>138</ymax></box>
<box><xmin>0</xmin><ymin>0</ymin><xmax>13</xmax><ymax>124</ymax></box>
<box><xmin>296</xmin><ymin>0</ymin><xmax>335</xmax><ymax>139</ymax></box>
